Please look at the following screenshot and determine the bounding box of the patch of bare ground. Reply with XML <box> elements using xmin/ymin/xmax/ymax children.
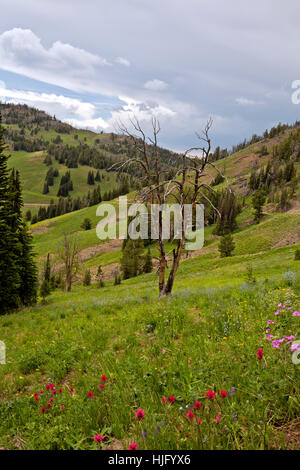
<box><xmin>79</xmin><ymin>239</ymin><xmax>122</xmax><ymax>263</ymax></box>
<box><xmin>105</xmin><ymin>438</ymin><xmax>125</xmax><ymax>450</ymax></box>
<box><xmin>9</xmin><ymin>435</ymin><xmax>26</xmax><ymax>450</ymax></box>
<box><xmin>90</xmin><ymin>263</ymin><xmax>120</xmax><ymax>282</ymax></box>
<box><xmin>273</xmin><ymin>233</ymin><xmax>300</xmax><ymax>249</ymax></box>
<box><xmin>272</xmin><ymin>418</ymin><xmax>300</xmax><ymax>450</ymax></box>
<box><xmin>30</xmin><ymin>221</ymin><xmax>55</xmax><ymax>235</ymax></box>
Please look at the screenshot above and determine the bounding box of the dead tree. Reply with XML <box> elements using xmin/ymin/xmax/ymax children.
<box><xmin>109</xmin><ymin>117</ymin><xmax>225</xmax><ymax>297</ymax></box>
<box><xmin>58</xmin><ymin>233</ymin><xmax>80</xmax><ymax>292</ymax></box>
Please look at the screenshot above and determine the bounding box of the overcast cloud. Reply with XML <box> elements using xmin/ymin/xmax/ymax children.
<box><xmin>0</xmin><ymin>0</ymin><xmax>299</xmax><ymax>150</ymax></box>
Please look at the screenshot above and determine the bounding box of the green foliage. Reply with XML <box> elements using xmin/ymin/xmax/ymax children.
<box><xmin>295</xmin><ymin>249</ymin><xmax>300</xmax><ymax>261</ymax></box>
<box><xmin>81</xmin><ymin>218</ymin><xmax>92</xmax><ymax>231</ymax></box>
<box><xmin>40</xmin><ymin>279</ymin><xmax>51</xmax><ymax>302</ymax></box>
<box><xmin>0</xmin><ymin>118</ymin><xmax>37</xmax><ymax>313</ymax></box>
<box><xmin>83</xmin><ymin>269</ymin><xmax>92</xmax><ymax>286</ymax></box>
<box><xmin>252</xmin><ymin>189</ymin><xmax>266</xmax><ymax>223</ymax></box>
<box><xmin>246</xmin><ymin>264</ymin><xmax>257</xmax><ymax>285</ymax></box>
<box><xmin>96</xmin><ymin>265</ymin><xmax>105</xmax><ymax>287</ymax></box>
<box><xmin>0</xmin><ymin>280</ymin><xmax>299</xmax><ymax>449</ymax></box>
<box><xmin>120</xmin><ymin>239</ymin><xmax>145</xmax><ymax>279</ymax></box>
<box><xmin>114</xmin><ymin>270</ymin><xmax>121</xmax><ymax>285</ymax></box>
<box><xmin>143</xmin><ymin>248</ymin><xmax>153</xmax><ymax>274</ymax></box>
<box><xmin>215</xmin><ymin>189</ymin><xmax>239</xmax><ymax>235</ymax></box>
<box><xmin>218</xmin><ymin>233</ymin><xmax>235</xmax><ymax>258</ymax></box>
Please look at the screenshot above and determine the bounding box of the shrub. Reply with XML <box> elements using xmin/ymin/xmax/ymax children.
<box><xmin>218</xmin><ymin>234</ymin><xmax>235</xmax><ymax>258</ymax></box>
<box><xmin>83</xmin><ymin>269</ymin><xmax>91</xmax><ymax>286</ymax></box>
<box><xmin>81</xmin><ymin>218</ymin><xmax>92</xmax><ymax>231</ymax></box>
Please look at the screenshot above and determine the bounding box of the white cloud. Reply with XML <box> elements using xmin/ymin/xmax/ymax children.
<box><xmin>115</xmin><ymin>57</ymin><xmax>130</xmax><ymax>67</ymax></box>
<box><xmin>144</xmin><ymin>79</ymin><xmax>168</xmax><ymax>91</ymax></box>
<box><xmin>236</xmin><ymin>97</ymin><xmax>265</xmax><ymax>106</ymax></box>
<box><xmin>0</xmin><ymin>86</ymin><xmax>96</xmax><ymax>120</ymax></box>
<box><xmin>0</xmin><ymin>28</ymin><xmax>110</xmax><ymax>93</ymax></box>
<box><xmin>64</xmin><ymin>117</ymin><xmax>109</xmax><ymax>131</ymax></box>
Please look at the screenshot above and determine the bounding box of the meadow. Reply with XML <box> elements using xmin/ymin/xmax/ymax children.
<box><xmin>0</xmin><ymin>248</ymin><xmax>299</xmax><ymax>450</ymax></box>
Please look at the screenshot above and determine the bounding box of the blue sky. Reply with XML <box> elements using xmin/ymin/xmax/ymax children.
<box><xmin>0</xmin><ymin>0</ymin><xmax>299</xmax><ymax>151</ymax></box>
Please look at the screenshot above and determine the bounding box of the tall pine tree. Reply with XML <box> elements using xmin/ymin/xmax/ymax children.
<box><xmin>0</xmin><ymin>116</ymin><xmax>37</xmax><ymax>313</ymax></box>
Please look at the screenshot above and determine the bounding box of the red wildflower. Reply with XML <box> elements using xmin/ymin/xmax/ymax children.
<box><xmin>205</xmin><ymin>390</ymin><xmax>216</xmax><ymax>400</ymax></box>
<box><xmin>34</xmin><ymin>392</ymin><xmax>39</xmax><ymax>396</ymax></box>
<box><xmin>47</xmin><ymin>402</ymin><xmax>52</xmax><ymax>408</ymax></box>
<box><xmin>100</xmin><ymin>374</ymin><xmax>108</xmax><ymax>383</ymax></box>
<box><xmin>46</xmin><ymin>384</ymin><xmax>50</xmax><ymax>390</ymax></box>
<box><xmin>41</xmin><ymin>407</ymin><xmax>46</xmax><ymax>414</ymax></box>
<box><xmin>220</xmin><ymin>390</ymin><xmax>228</xmax><ymax>398</ymax></box>
<box><xmin>69</xmin><ymin>387</ymin><xmax>74</xmax><ymax>394</ymax></box>
<box><xmin>49</xmin><ymin>383</ymin><xmax>55</xmax><ymax>390</ymax></box>
<box><xmin>58</xmin><ymin>388</ymin><xmax>63</xmax><ymax>393</ymax></box>
<box><xmin>257</xmin><ymin>348</ymin><xmax>264</xmax><ymax>361</ymax></box>
<box><xmin>49</xmin><ymin>397</ymin><xmax>54</xmax><ymax>403</ymax></box>
<box><xmin>135</xmin><ymin>409</ymin><xmax>146</xmax><ymax>420</ymax></box>
<box><xmin>194</xmin><ymin>401</ymin><xmax>202</xmax><ymax>410</ymax></box>
<box><xmin>128</xmin><ymin>443</ymin><xmax>138</xmax><ymax>450</ymax></box>
<box><xmin>52</xmin><ymin>390</ymin><xmax>56</xmax><ymax>395</ymax></box>
<box><xmin>186</xmin><ymin>411</ymin><xmax>195</xmax><ymax>422</ymax></box>
<box><xmin>61</xmin><ymin>405</ymin><xmax>65</xmax><ymax>410</ymax></box>
<box><xmin>168</xmin><ymin>395</ymin><xmax>175</xmax><ymax>404</ymax></box>
<box><xmin>87</xmin><ymin>391</ymin><xmax>95</xmax><ymax>399</ymax></box>
<box><xmin>94</xmin><ymin>434</ymin><xmax>104</xmax><ymax>443</ymax></box>
<box><xmin>34</xmin><ymin>396</ymin><xmax>39</xmax><ymax>401</ymax></box>
<box><xmin>216</xmin><ymin>414</ymin><xmax>221</xmax><ymax>423</ymax></box>
<box><xmin>161</xmin><ymin>397</ymin><xmax>168</xmax><ymax>404</ymax></box>
<box><xmin>197</xmin><ymin>418</ymin><xmax>201</xmax><ymax>424</ymax></box>
<box><xmin>99</xmin><ymin>384</ymin><xmax>104</xmax><ymax>390</ymax></box>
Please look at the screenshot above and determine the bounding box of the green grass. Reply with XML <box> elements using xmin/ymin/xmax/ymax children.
<box><xmin>7</xmin><ymin>149</ymin><xmax>119</xmax><ymax>206</ymax></box>
<box><xmin>0</xmin><ymin>258</ymin><xmax>299</xmax><ymax>450</ymax></box>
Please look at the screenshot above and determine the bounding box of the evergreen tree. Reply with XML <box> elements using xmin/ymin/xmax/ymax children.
<box><xmin>42</xmin><ymin>182</ymin><xmax>49</xmax><ymax>194</ymax></box>
<box><xmin>215</xmin><ymin>189</ymin><xmax>239</xmax><ymax>235</ymax></box>
<box><xmin>96</xmin><ymin>265</ymin><xmax>105</xmax><ymax>287</ymax></box>
<box><xmin>0</xmin><ymin>119</ymin><xmax>21</xmax><ymax>312</ymax></box>
<box><xmin>81</xmin><ymin>218</ymin><xmax>92</xmax><ymax>230</ymax></box>
<box><xmin>40</xmin><ymin>278</ymin><xmax>51</xmax><ymax>303</ymax></box>
<box><xmin>114</xmin><ymin>270</ymin><xmax>121</xmax><ymax>285</ymax></box>
<box><xmin>120</xmin><ymin>239</ymin><xmax>145</xmax><ymax>279</ymax></box>
<box><xmin>218</xmin><ymin>234</ymin><xmax>235</xmax><ymax>258</ymax></box>
<box><xmin>252</xmin><ymin>189</ymin><xmax>266</xmax><ymax>223</ymax></box>
<box><xmin>143</xmin><ymin>248</ymin><xmax>153</xmax><ymax>273</ymax></box>
<box><xmin>83</xmin><ymin>269</ymin><xmax>91</xmax><ymax>286</ymax></box>
<box><xmin>0</xmin><ymin>120</ymin><xmax>37</xmax><ymax>312</ymax></box>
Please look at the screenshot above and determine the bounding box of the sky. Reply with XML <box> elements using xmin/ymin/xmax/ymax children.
<box><xmin>0</xmin><ymin>0</ymin><xmax>300</xmax><ymax>151</ymax></box>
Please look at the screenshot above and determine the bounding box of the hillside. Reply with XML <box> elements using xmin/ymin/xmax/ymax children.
<box><xmin>0</xmin><ymin>103</ymin><xmax>300</xmax><ymax>450</ymax></box>
<box><xmin>1</xmin><ymin>102</ymin><xmax>178</xmax><ymax>216</ymax></box>
<box><xmin>9</xmin><ymin>104</ymin><xmax>296</xmax><ymax>283</ymax></box>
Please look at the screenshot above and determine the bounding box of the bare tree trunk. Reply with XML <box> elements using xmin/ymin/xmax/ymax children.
<box><xmin>109</xmin><ymin>117</ymin><xmax>220</xmax><ymax>298</ymax></box>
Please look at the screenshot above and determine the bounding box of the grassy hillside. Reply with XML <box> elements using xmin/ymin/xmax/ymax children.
<box><xmin>0</xmin><ymin>251</ymin><xmax>299</xmax><ymax>450</ymax></box>
<box><xmin>1</xmin><ymin>103</ymin><xmax>300</xmax><ymax>450</ymax></box>
<box><xmin>7</xmin><ymin>149</ymin><xmax>119</xmax><ymax>208</ymax></box>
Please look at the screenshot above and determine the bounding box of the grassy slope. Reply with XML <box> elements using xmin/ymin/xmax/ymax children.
<box><xmin>0</xmin><ymin>252</ymin><xmax>299</xmax><ymax>450</ymax></box>
<box><xmin>7</xmin><ymin>149</ymin><xmax>118</xmax><ymax>208</ymax></box>
<box><xmin>1</xmin><ymin>118</ymin><xmax>300</xmax><ymax>450</ymax></box>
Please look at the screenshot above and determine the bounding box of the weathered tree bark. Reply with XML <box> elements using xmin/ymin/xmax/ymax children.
<box><xmin>58</xmin><ymin>233</ymin><xmax>80</xmax><ymax>292</ymax></box>
<box><xmin>109</xmin><ymin>117</ymin><xmax>224</xmax><ymax>298</ymax></box>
